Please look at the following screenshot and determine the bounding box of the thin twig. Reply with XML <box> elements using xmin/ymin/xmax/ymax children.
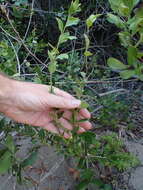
<box><xmin>1</xmin><ymin>12</ymin><xmax>47</xmax><ymax>67</ymax></box>
<box><xmin>99</xmin><ymin>88</ymin><xmax>128</xmax><ymax>97</ymax></box>
<box><xmin>16</xmin><ymin>0</ymin><xmax>36</xmax><ymax>54</ymax></box>
<box><xmin>55</xmin><ymin>78</ymin><xmax>138</xmax><ymax>85</ymax></box>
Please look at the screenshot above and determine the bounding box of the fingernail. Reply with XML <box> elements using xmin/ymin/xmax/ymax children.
<box><xmin>71</xmin><ymin>100</ymin><xmax>81</xmax><ymax>106</ymax></box>
<box><xmin>86</xmin><ymin>123</ymin><xmax>93</xmax><ymax>129</ymax></box>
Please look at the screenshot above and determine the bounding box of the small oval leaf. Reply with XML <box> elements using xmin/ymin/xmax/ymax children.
<box><xmin>107</xmin><ymin>57</ymin><xmax>128</xmax><ymax>70</ymax></box>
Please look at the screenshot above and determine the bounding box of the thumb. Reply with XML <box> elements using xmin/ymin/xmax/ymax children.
<box><xmin>46</xmin><ymin>93</ymin><xmax>81</xmax><ymax>109</ymax></box>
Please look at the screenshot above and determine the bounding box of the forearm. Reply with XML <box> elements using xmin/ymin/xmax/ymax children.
<box><xmin>0</xmin><ymin>73</ymin><xmax>14</xmax><ymax>113</ymax></box>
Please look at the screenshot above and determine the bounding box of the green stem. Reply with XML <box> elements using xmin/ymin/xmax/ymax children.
<box><xmin>135</xmin><ymin>38</ymin><xmax>142</xmax><ymax>48</ymax></box>
<box><xmin>50</xmin><ymin>72</ymin><xmax>54</xmax><ymax>93</ymax></box>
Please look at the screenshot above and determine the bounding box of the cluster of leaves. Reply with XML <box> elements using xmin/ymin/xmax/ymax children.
<box><xmin>96</xmin><ymin>95</ymin><xmax>131</xmax><ymax>129</ymax></box>
<box><xmin>107</xmin><ymin>0</ymin><xmax>143</xmax><ymax>80</ymax></box>
<box><xmin>50</xmin><ymin>131</ymin><xmax>139</xmax><ymax>190</ymax></box>
<box><xmin>0</xmin><ymin>42</ymin><xmax>17</xmax><ymax>75</ymax></box>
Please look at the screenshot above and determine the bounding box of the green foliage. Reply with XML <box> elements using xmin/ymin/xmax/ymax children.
<box><xmin>96</xmin><ymin>95</ymin><xmax>136</xmax><ymax>130</ymax></box>
<box><xmin>21</xmin><ymin>151</ymin><xmax>38</xmax><ymax>168</ymax></box>
<box><xmin>0</xmin><ymin>0</ymin><xmax>141</xmax><ymax>189</ymax></box>
<box><xmin>107</xmin><ymin>0</ymin><xmax>143</xmax><ymax>80</ymax></box>
<box><xmin>100</xmin><ymin>133</ymin><xmax>139</xmax><ymax>170</ymax></box>
<box><xmin>0</xmin><ymin>41</ymin><xmax>17</xmax><ymax>75</ymax></box>
<box><xmin>0</xmin><ymin>150</ymin><xmax>12</xmax><ymax>174</ymax></box>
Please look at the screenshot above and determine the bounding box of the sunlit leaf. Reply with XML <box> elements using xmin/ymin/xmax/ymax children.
<box><xmin>48</xmin><ymin>61</ymin><xmax>57</xmax><ymax>73</ymax></box>
<box><xmin>86</xmin><ymin>14</ymin><xmax>101</xmax><ymax>29</ymax></box>
<box><xmin>107</xmin><ymin>13</ymin><xmax>125</xmax><ymax>28</ymax></box>
<box><xmin>84</xmin><ymin>51</ymin><xmax>93</xmax><ymax>57</ymax></box>
<box><xmin>84</xmin><ymin>34</ymin><xmax>90</xmax><ymax>50</ymax></box>
<box><xmin>56</xmin><ymin>17</ymin><xmax>64</xmax><ymax>33</ymax></box>
<box><xmin>119</xmin><ymin>31</ymin><xmax>131</xmax><ymax>47</ymax></box>
<box><xmin>120</xmin><ymin>70</ymin><xmax>135</xmax><ymax>79</ymax></box>
<box><xmin>80</xmin><ymin>101</ymin><xmax>89</xmax><ymax>109</ymax></box>
<box><xmin>107</xmin><ymin>58</ymin><xmax>128</xmax><ymax>70</ymax></box>
<box><xmin>66</xmin><ymin>16</ymin><xmax>80</xmax><ymax>27</ymax></box>
<box><xmin>69</xmin><ymin>0</ymin><xmax>81</xmax><ymax>15</ymax></box>
<box><xmin>58</xmin><ymin>32</ymin><xmax>70</xmax><ymax>44</ymax></box>
<box><xmin>57</xmin><ymin>53</ymin><xmax>69</xmax><ymax>60</ymax></box>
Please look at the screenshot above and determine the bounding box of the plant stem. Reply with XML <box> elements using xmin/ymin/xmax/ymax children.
<box><xmin>50</xmin><ymin>72</ymin><xmax>54</xmax><ymax>93</ymax></box>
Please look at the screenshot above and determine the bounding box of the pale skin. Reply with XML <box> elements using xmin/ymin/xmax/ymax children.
<box><xmin>0</xmin><ymin>73</ymin><xmax>92</xmax><ymax>138</ymax></box>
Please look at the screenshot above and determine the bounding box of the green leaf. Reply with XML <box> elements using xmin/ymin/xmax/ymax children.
<box><xmin>48</xmin><ymin>50</ymin><xmax>57</xmax><ymax>73</ymax></box>
<box><xmin>66</xmin><ymin>16</ymin><xmax>80</xmax><ymax>27</ymax></box>
<box><xmin>58</xmin><ymin>32</ymin><xmax>70</xmax><ymax>44</ymax></box>
<box><xmin>127</xmin><ymin>46</ymin><xmax>137</xmax><ymax>65</ymax></box>
<box><xmin>56</xmin><ymin>17</ymin><xmax>64</xmax><ymax>33</ymax></box>
<box><xmin>80</xmin><ymin>132</ymin><xmax>96</xmax><ymax>144</ymax></box>
<box><xmin>91</xmin><ymin>179</ymin><xmax>104</xmax><ymax>187</ymax></box>
<box><xmin>84</xmin><ymin>34</ymin><xmax>90</xmax><ymax>50</ymax></box>
<box><xmin>80</xmin><ymin>101</ymin><xmax>89</xmax><ymax>109</ymax></box>
<box><xmin>5</xmin><ymin>135</ymin><xmax>15</xmax><ymax>153</ymax></box>
<box><xmin>84</xmin><ymin>51</ymin><xmax>93</xmax><ymax>57</ymax></box>
<box><xmin>48</xmin><ymin>50</ymin><xmax>56</xmax><ymax>63</ymax></box>
<box><xmin>119</xmin><ymin>31</ymin><xmax>131</xmax><ymax>47</ymax></box>
<box><xmin>119</xmin><ymin>3</ymin><xmax>130</xmax><ymax>16</ymax></box>
<box><xmin>123</xmin><ymin>0</ymin><xmax>140</xmax><ymax>12</ymax></box>
<box><xmin>57</xmin><ymin>53</ymin><xmax>69</xmax><ymax>60</ymax></box>
<box><xmin>109</xmin><ymin>0</ymin><xmax>138</xmax><ymax>16</ymax></box>
<box><xmin>0</xmin><ymin>151</ymin><xmax>12</xmax><ymax>174</ymax></box>
<box><xmin>0</xmin><ymin>148</ymin><xmax>7</xmax><ymax>158</ymax></box>
<box><xmin>133</xmin><ymin>0</ymin><xmax>140</xmax><ymax>7</ymax></box>
<box><xmin>108</xmin><ymin>0</ymin><xmax>122</xmax><ymax>14</ymax></box>
<box><xmin>81</xmin><ymin>169</ymin><xmax>94</xmax><ymax>180</ymax></box>
<box><xmin>120</xmin><ymin>70</ymin><xmax>135</xmax><ymax>79</ymax></box>
<box><xmin>76</xmin><ymin>180</ymin><xmax>90</xmax><ymax>190</ymax></box>
<box><xmin>58</xmin><ymin>33</ymin><xmax>77</xmax><ymax>45</ymax></box>
<box><xmin>86</xmin><ymin>14</ymin><xmax>101</xmax><ymax>29</ymax></box>
<box><xmin>34</xmin><ymin>77</ymin><xmax>42</xmax><ymax>84</ymax></box>
<box><xmin>21</xmin><ymin>151</ymin><xmax>38</xmax><ymax>168</ymax></box>
<box><xmin>12</xmin><ymin>7</ymin><xmax>23</xmax><ymax>18</ymax></box>
<box><xmin>48</xmin><ymin>61</ymin><xmax>57</xmax><ymax>73</ymax></box>
<box><xmin>137</xmin><ymin>52</ymin><xmax>143</xmax><ymax>59</ymax></box>
<box><xmin>83</xmin><ymin>34</ymin><xmax>92</xmax><ymax>56</ymax></box>
<box><xmin>73</xmin><ymin>86</ymin><xmax>83</xmax><ymax>97</ymax></box>
<box><xmin>139</xmin><ymin>75</ymin><xmax>143</xmax><ymax>81</ymax></box>
<box><xmin>69</xmin><ymin>0</ymin><xmax>81</xmax><ymax>15</ymax></box>
<box><xmin>129</xmin><ymin>17</ymin><xmax>143</xmax><ymax>35</ymax></box>
<box><xmin>107</xmin><ymin>58</ymin><xmax>128</xmax><ymax>70</ymax></box>
<box><xmin>107</xmin><ymin>13</ymin><xmax>125</xmax><ymax>28</ymax></box>
<box><xmin>135</xmin><ymin>6</ymin><xmax>143</xmax><ymax>18</ymax></box>
<box><xmin>67</xmin><ymin>36</ymin><xmax>77</xmax><ymax>40</ymax></box>
<box><xmin>140</xmin><ymin>32</ymin><xmax>143</xmax><ymax>43</ymax></box>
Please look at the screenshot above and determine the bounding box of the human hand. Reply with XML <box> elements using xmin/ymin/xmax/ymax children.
<box><xmin>1</xmin><ymin>80</ymin><xmax>92</xmax><ymax>138</ymax></box>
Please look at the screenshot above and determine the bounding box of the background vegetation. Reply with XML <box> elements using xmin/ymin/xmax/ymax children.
<box><xmin>0</xmin><ymin>0</ymin><xmax>143</xmax><ymax>189</ymax></box>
